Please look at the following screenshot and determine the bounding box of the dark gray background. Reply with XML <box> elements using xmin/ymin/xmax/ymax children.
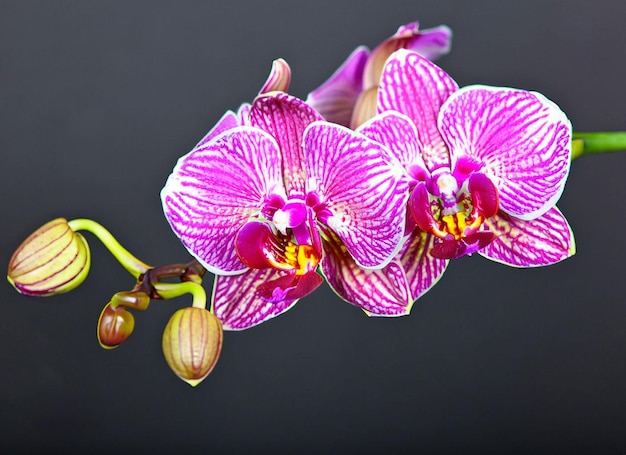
<box><xmin>2</xmin><ymin>1</ymin><xmax>626</xmax><ymax>453</ymax></box>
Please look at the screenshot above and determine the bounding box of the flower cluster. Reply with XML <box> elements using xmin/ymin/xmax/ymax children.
<box><xmin>8</xmin><ymin>21</ymin><xmax>582</xmax><ymax>386</ymax></box>
<box><xmin>160</xmin><ymin>22</ymin><xmax>574</xmax><ymax>327</ymax></box>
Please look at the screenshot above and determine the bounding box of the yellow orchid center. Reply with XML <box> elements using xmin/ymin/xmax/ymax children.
<box><xmin>267</xmin><ymin>242</ymin><xmax>320</xmax><ymax>276</ymax></box>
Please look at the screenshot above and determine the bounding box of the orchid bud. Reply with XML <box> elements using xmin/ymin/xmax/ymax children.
<box><xmin>259</xmin><ymin>58</ymin><xmax>291</xmax><ymax>94</ymax></box>
<box><xmin>162</xmin><ymin>307</ymin><xmax>223</xmax><ymax>387</ymax></box>
<box><xmin>97</xmin><ymin>302</ymin><xmax>135</xmax><ymax>349</ymax></box>
<box><xmin>7</xmin><ymin>218</ymin><xmax>91</xmax><ymax>296</ymax></box>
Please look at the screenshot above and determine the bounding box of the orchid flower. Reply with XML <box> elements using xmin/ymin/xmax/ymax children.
<box><xmin>160</xmin><ymin>61</ymin><xmax>409</xmax><ymax>330</ymax></box>
<box><xmin>316</xmin><ymin>49</ymin><xmax>575</xmax><ymax>316</ymax></box>
<box><xmin>306</xmin><ymin>21</ymin><xmax>452</xmax><ymax>129</ymax></box>
<box><xmin>378</xmin><ymin>49</ymin><xmax>574</xmax><ymax>263</ymax></box>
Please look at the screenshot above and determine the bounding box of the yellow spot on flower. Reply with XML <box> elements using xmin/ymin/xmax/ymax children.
<box><xmin>267</xmin><ymin>242</ymin><xmax>320</xmax><ymax>275</ymax></box>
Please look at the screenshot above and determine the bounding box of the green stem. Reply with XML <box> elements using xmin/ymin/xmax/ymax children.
<box><xmin>153</xmin><ymin>282</ymin><xmax>207</xmax><ymax>309</ymax></box>
<box><xmin>68</xmin><ymin>218</ymin><xmax>151</xmax><ymax>278</ymax></box>
<box><xmin>572</xmin><ymin>132</ymin><xmax>626</xmax><ymax>159</ymax></box>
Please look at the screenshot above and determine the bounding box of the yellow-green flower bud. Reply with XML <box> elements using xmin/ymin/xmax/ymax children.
<box><xmin>7</xmin><ymin>218</ymin><xmax>91</xmax><ymax>296</ymax></box>
<box><xmin>162</xmin><ymin>307</ymin><xmax>223</xmax><ymax>387</ymax></box>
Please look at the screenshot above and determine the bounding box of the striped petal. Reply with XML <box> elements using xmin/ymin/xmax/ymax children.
<box><xmin>378</xmin><ymin>49</ymin><xmax>458</xmax><ymax>170</ymax></box>
<box><xmin>320</xmin><ymin>231</ymin><xmax>412</xmax><ymax>316</ymax></box>
<box><xmin>249</xmin><ymin>92</ymin><xmax>323</xmax><ymax>197</ymax></box>
<box><xmin>357</xmin><ymin>111</ymin><xmax>427</xmax><ymax>175</ymax></box>
<box><xmin>303</xmin><ymin>121</ymin><xmax>409</xmax><ymax>269</ymax></box>
<box><xmin>440</xmin><ymin>85</ymin><xmax>572</xmax><ymax>220</ymax></box>
<box><xmin>211</xmin><ymin>269</ymin><xmax>301</xmax><ymax>330</ymax></box>
<box><xmin>479</xmin><ymin>207</ymin><xmax>575</xmax><ymax>267</ymax></box>
<box><xmin>306</xmin><ymin>46</ymin><xmax>369</xmax><ymax>127</ymax></box>
<box><xmin>398</xmin><ymin>229</ymin><xmax>448</xmax><ymax>301</ymax></box>
<box><xmin>161</xmin><ymin>126</ymin><xmax>285</xmax><ymax>275</ymax></box>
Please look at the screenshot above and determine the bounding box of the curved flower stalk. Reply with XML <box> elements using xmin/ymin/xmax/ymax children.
<box><xmin>6</xmin><ymin>215</ymin><xmax>226</xmax><ymax>382</ymax></box>
<box><xmin>161</xmin><ymin>67</ymin><xmax>409</xmax><ymax>329</ymax></box>
<box><xmin>7</xmin><ymin>217</ymin><xmax>154</xmax><ymax>296</ymax></box>
<box><xmin>306</xmin><ymin>21</ymin><xmax>452</xmax><ymax>129</ymax></box>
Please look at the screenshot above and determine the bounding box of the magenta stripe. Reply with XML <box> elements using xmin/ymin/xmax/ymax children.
<box><xmin>11</xmin><ymin>222</ymin><xmax>73</xmax><ymax>273</ymax></box>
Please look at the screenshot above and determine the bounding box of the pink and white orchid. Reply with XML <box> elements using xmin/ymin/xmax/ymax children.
<box><xmin>306</xmin><ymin>21</ymin><xmax>452</xmax><ymax>129</ymax></box>
<box><xmin>160</xmin><ymin>61</ymin><xmax>409</xmax><ymax>330</ymax></box>
<box><xmin>379</xmin><ymin>50</ymin><xmax>574</xmax><ymax>264</ymax></box>
<box><xmin>317</xmin><ymin>49</ymin><xmax>575</xmax><ymax>316</ymax></box>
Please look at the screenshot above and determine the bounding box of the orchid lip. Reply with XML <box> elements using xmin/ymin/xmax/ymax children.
<box><xmin>409</xmin><ymin>170</ymin><xmax>499</xmax><ymax>258</ymax></box>
<box><xmin>234</xmin><ymin>213</ymin><xmax>323</xmax><ymax>306</ymax></box>
<box><xmin>257</xmin><ymin>270</ymin><xmax>323</xmax><ymax>303</ymax></box>
<box><xmin>235</xmin><ymin>220</ymin><xmax>321</xmax><ymax>276</ymax></box>
<box><xmin>430</xmin><ymin>231</ymin><xmax>495</xmax><ymax>259</ymax></box>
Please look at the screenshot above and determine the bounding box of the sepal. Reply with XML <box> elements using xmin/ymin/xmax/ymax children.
<box><xmin>479</xmin><ymin>207</ymin><xmax>575</xmax><ymax>267</ymax></box>
<box><xmin>212</xmin><ymin>270</ymin><xmax>302</xmax><ymax>330</ymax></box>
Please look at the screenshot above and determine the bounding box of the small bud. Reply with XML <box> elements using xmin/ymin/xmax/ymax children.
<box><xmin>97</xmin><ymin>302</ymin><xmax>135</xmax><ymax>349</ymax></box>
<box><xmin>259</xmin><ymin>58</ymin><xmax>291</xmax><ymax>94</ymax></box>
<box><xmin>7</xmin><ymin>218</ymin><xmax>91</xmax><ymax>296</ymax></box>
<box><xmin>162</xmin><ymin>307</ymin><xmax>223</xmax><ymax>387</ymax></box>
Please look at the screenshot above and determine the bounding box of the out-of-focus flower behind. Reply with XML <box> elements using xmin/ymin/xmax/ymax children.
<box><xmin>306</xmin><ymin>22</ymin><xmax>452</xmax><ymax>129</ymax></box>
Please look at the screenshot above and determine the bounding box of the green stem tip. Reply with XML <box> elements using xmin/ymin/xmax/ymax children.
<box><xmin>572</xmin><ymin>132</ymin><xmax>626</xmax><ymax>160</ymax></box>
